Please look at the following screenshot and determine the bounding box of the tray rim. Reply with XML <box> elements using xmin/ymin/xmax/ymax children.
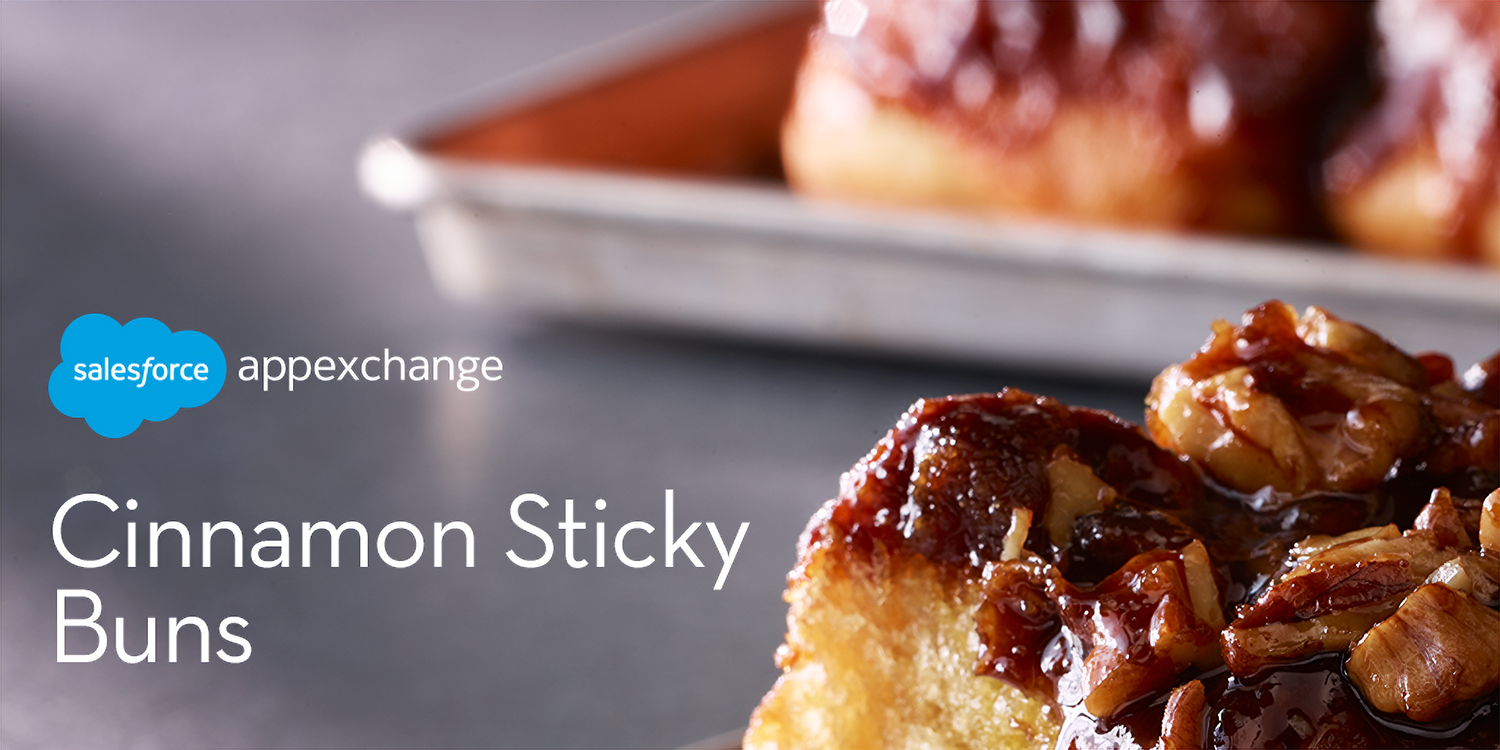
<box><xmin>365</xmin><ymin>152</ymin><xmax>1500</xmax><ymax>312</ymax></box>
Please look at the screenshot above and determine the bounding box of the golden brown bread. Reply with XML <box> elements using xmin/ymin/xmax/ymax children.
<box><xmin>744</xmin><ymin>534</ymin><xmax>1057</xmax><ymax>749</ymax></box>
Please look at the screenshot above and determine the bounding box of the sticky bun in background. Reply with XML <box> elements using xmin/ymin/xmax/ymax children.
<box><xmin>1324</xmin><ymin>0</ymin><xmax>1500</xmax><ymax>267</ymax></box>
<box><xmin>781</xmin><ymin>0</ymin><xmax>1367</xmax><ymax>237</ymax></box>
<box><xmin>745</xmin><ymin>302</ymin><xmax>1499</xmax><ymax>749</ymax></box>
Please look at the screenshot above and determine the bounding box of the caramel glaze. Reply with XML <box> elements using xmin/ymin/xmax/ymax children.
<box><xmin>821</xmin><ymin>0</ymin><xmax>1370</xmax><ymax>235</ymax></box>
<box><xmin>1064</xmin><ymin>656</ymin><xmax>1497</xmax><ymax>750</ymax></box>
<box><xmin>1325</xmin><ymin>0</ymin><xmax>1500</xmax><ymax>261</ymax></box>
<box><xmin>805</xmin><ymin>382</ymin><xmax>1499</xmax><ymax>749</ymax></box>
<box><xmin>811</xmin><ymin>391</ymin><xmax>1200</xmax><ymax>569</ymax></box>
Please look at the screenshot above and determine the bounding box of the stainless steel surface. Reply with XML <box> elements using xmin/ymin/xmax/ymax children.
<box><xmin>0</xmin><ymin>3</ymin><xmax>1151</xmax><ymax>747</ymax></box>
<box><xmin>376</xmin><ymin>160</ymin><xmax>1500</xmax><ymax>379</ymax></box>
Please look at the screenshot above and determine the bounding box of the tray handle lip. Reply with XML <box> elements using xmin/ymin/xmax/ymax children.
<box><xmin>363</xmin><ymin>154</ymin><xmax>1500</xmax><ymax>312</ymax></box>
<box><xmin>359</xmin><ymin>135</ymin><xmax>440</xmax><ymax>210</ymax></box>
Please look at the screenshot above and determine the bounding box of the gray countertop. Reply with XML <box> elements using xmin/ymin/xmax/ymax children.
<box><xmin>0</xmin><ymin>3</ymin><xmax>1149</xmax><ymax>747</ymax></box>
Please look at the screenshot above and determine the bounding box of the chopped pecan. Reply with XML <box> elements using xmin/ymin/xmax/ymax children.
<box><xmin>979</xmin><ymin>545</ymin><xmax>1226</xmax><ymax>720</ymax></box>
<box><xmin>1418</xmin><ymin>395</ymin><xmax>1500</xmax><ymax>480</ymax></box>
<box><xmin>1426</xmin><ymin>553</ymin><xmax>1500</xmax><ymax>607</ymax></box>
<box><xmin>1347</xmin><ymin>583</ymin><xmax>1500</xmax><ymax>722</ymax></box>
<box><xmin>1146</xmin><ymin>302</ymin><xmax>1430</xmax><ymax>496</ymax></box>
<box><xmin>1413</xmin><ymin>487</ymin><xmax>1474</xmax><ymax>548</ymax></box>
<box><xmin>1401</xmin><ymin>352</ymin><xmax>1500</xmax><ymax>488</ymax></box>
<box><xmin>1222</xmin><ymin>488</ymin><xmax>1486</xmax><ymax>676</ymax></box>
<box><xmin>1155</xmin><ymin>680</ymin><xmax>1206</xmax><ymax>750</ymax></box>
<box><xmin>999</xmin><ymin>507</ymin><xmax>1033</xmax><ymax>562</ymax></box>
<box><xmin>1055</xmin><ymin>549</ymin><xmax>1223</xmax><ymax>718</ymax></box>
<box><xmin>1232</xmin><ymin>530</ymin><xmax>1449</xmax><ymax>629</ymax></box>
<box><xmin>1180</xmin><ymin>540</ymin><xmax>1225</xmax><ymax>630</ymax></box>
<box><xmin>1287</xmin><ymin>523</ymin><xmax>1400</xmax><ymax>559</ymax></box>
<box><xmin>1428</xmin><ymin>552</ymin><xmax>1500</xmax><ymax>603</ymax></box>
<box><xmin>1221</xmin><ymin>607</ymin><xmax>1395</xmax><ymax>676</ymax></box>
<box><xmin>1148</xmin><ymin>362</ymin><xmax>1314</xmax><ymax>495</ymax></box>
<box><xmin>1295</xmin><ymin>306</ymin><xmax>1427</xmax><ymax>388</ymax></box>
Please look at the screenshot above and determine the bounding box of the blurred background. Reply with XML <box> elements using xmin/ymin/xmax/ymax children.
<box><xmin>11</xmin><ymin>1</ymin><xmax>1493</xmax><ymax>748</ymax></box>
<box><xmin>0</xmin><ymin>3</ymin><xmax>1149</xmax><ymax>747</ymax></box>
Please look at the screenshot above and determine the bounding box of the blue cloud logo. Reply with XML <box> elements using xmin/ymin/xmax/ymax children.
<box><xmin>48</xmin><ymin>315</ymin><xmax>226</xmax><ymax>438</ymax></box>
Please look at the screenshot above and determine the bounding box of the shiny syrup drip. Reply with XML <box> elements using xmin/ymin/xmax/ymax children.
<box><xmin>1065</xmin><ymin>658</ymin><xmax>1500</xmax><ymax>750</ymax></box>
<box><xmin>1206</xmin><ymin>656</ymin><xmax>1499</xmax><ymax>750</ymax></box>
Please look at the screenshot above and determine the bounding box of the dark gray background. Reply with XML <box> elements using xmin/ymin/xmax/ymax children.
<box><xmin>0</xmin><ymin>3</ymin><xmax>1147</xmax><ymax>747</ymax></box>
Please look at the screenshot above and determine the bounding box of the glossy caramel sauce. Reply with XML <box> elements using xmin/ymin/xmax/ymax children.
<box><xmin>1206</xmin><ymin>655</ymin><xmax>1497</xmax><ymax>749</ymax></box>
<box><xmin>808</xmin><ymin>360</ymin><xmax>1498</xmax><ymax>749</ymax></box>
<box><xmin>1060</xmin><ymin>656</ymin><xmax>1499</xmax><ymax>749</ymax></box>
<box><xmin>812</xmin><ymin>391</ymin><xmax>1200</xmax><ymax>569</ymax></box>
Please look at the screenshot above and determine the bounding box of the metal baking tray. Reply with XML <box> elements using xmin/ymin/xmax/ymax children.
<box><xmin>360</xmin><ymin>1</ymin><xmax>1500</xmax><ymax>380</ymax></box>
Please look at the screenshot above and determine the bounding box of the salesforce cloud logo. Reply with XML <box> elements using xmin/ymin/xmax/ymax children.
<box><xmin>48</xmin><ymin>315</ymin><xmax>226</xmax><ymax>438</ymax></box>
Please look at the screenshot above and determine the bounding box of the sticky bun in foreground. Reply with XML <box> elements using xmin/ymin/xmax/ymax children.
<box><xmin>745</xmin><ymin>301</ymin><xmax>1499</xmax><ymax>749</ymax></box>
